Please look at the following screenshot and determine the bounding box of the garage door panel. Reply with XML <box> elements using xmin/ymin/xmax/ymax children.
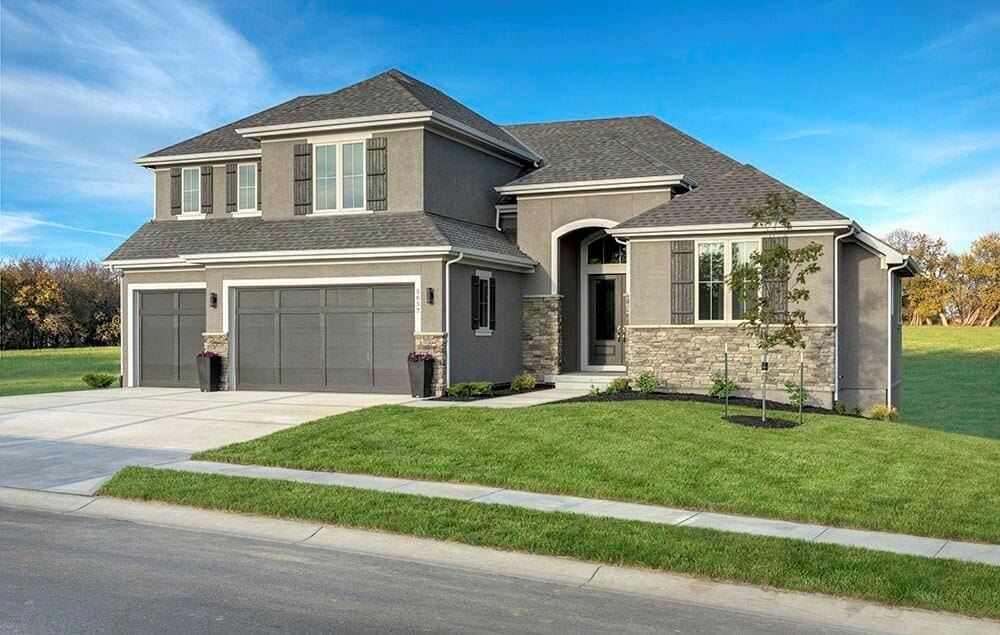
<box><xmin>140</xmin><ymin>315</ymin><xmax>177</xmax><ymax>384</ymax></box>
<box><xmin>178</xmin><ymin>314</ymin><xmax>204</xmax><ymax>384</ymax></box>
<box><xmin>178</xmin><ymin>292</ymin><xmax>204</xmax><ymax>313</ymax></box>
<box><xmin>141</xmin><ymin>292</ymin><xmax>176</xmax><ymax>314</ymax></box>
<box><xmin>137</xmin><ymin>290</ymin><xmax>205</xmax><ymax>388</ymax></box>
<box><xmin>280</xmin><ymin>313</ymin><xmax>325</xmax><ymax>387</ymax></box>
<box><xmin>326</xmin><ymin>286</ymin><xmax>372</xmax><ymax>308</ymax></box>
<box><xmin>373</xmin><ymin>311</ymin><xmax>413</xmax><ymax>391</ymax></box>
<box><xmin>373</xmin><ymin>286</ymin><xmax>412</xmax><ymax>310</ymax></box>
<box><xmin>280</xmin><ymin>288</ymin><xmax>323</xmax><ymax>309</ymax></box>
<box><xmin>238</xmin><ymin>289</ymin><xmax>276</xmax><ymax>309</ymax></box>
<box><xmin>326</xmin><ymin>313</ymin><xmax>373</xmax><ymax>389</ymax></box>
<box><xmin>237</xmin><ymin>313</ymin><xmax>278</xmax><ymax>387</ymax></box>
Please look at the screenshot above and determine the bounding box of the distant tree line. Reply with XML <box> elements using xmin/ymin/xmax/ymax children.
<box><xmin>1</xmin><ymin>257</ymin><xmax>120</xmax><ymax>349</ymax></box>
<box><xmin>884</xmin><ymin>231</ymin><xmax>1000</xmax><ymax>326</ymax></box>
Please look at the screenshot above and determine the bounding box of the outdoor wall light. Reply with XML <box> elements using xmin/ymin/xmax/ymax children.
<box><xmin>209</xmin><ymin>292</ymin><xmax>218</xmax><ymax>308</ymax></box>
<box><xmin>426</xmin><ymin>287</ymin><xmax>435</xmax><ymax>305</ymax></box>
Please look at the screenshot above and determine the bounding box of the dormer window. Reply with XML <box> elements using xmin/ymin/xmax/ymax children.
<box><xmin>314</xmin><ymin>141</ymin><xmax>365</xmax><ymax>213</ymax></box>
<box><xmin>181</xmin><ymin>167</ymin><xmax>200</xmax><ymax>214</ymax></box>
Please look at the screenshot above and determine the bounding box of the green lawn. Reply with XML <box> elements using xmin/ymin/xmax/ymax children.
<box><xmin>0</xmin><ymin>346</ymin><xmax>120</xmax><ymax>397</ymax></box>
<box><xmin>902</xmin><ymin>326</ymin><xmax>1000</xmax><ymax>438</ymax></box>
<box><xmin>100</xmin><ymin>467</ymin><xmax>1000</xmax><ymax>619</ymax></box>
<box><xmin>197</xmin><ymin>400</ymin><xmax>1000</xmax><ymax>544</ymax></box>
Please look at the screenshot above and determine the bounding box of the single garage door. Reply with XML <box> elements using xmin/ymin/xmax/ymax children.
<box><xmin>137</xmin><ymin>290</ymin><xmax>206</xmax><ymax>387</ymax></box>
<box><xmin>234</xmin><ymin>285</ymin><xmax>414</xmax><ymax>393</ymax></box>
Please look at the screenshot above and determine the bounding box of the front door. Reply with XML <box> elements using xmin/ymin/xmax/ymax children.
<box><xmin>588</xmin><ymin>274</ymin><xmax>625</xmax><ymax>366</ymax></box>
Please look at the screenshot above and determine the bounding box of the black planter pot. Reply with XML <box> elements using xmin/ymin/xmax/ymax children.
<box><xmin>408</xmin><ymin>359</ymin><xmax>433</xmax><ymax>398</ymax></box>
<box><xmin>197</xmin><ymin>355</ymin><xmax>221</xmax><ymax>392</ymax></box>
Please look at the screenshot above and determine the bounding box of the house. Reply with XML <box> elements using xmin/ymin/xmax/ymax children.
<box><xmin>105</xmin><ymin>69</ymin><xmax>914</xmax><ymax>411</ymax></box>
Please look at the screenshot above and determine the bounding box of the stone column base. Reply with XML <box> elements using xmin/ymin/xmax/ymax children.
<box><xmin>522</xmin><ymin>295</ymin><xmax>562</xmax><ymax>378</ymax></box>
<box><xmin>202</xmin><ymin>332</ymin><xmax>230</xmax><ymax>390</ymax></box>
<box><xmin>414</xmin><ymin>332</ymin><xmax>447</xmax><ymax>395</ymax></box>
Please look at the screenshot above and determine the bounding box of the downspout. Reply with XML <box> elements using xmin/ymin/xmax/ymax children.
<box><xmin>886</xmin><ymin>260</ymin><xmax>907</xmax><ymax>407</ymax></box>
<box><xmin>832</xmin><ymin>224</ymin><xmax>856</xmax><ymax>403</ymax></box>
<box><xmin>444</xmin><ymin>251</ymin><xmax>465</xmax><ymax>388</ymax></box>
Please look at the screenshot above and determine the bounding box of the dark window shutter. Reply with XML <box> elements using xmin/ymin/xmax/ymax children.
<box><xmin>762</xmin><ymin>236</ymin><xmax>788</xmax><ymax>318</ymax></box>
<box><xmin>200</xmin><ymin>165</ymin><xmax>213</xmax><ymax>214</ymax></box>
<box><xmin>170</xmin><ymin>168</ymin><xmax>181</xmax><ymax>215</ymax></box>
<box><xmin>293</xmin><ymin>143</ymin><xmax>313</xmax><ymax>215</ymax></box>
<box><xmin>471</xmin><ymin>275</ymin><xmax>481</xmax><ymax>330</ymax></box>
<box><xmin>257</xmin><ymin>161</ymin><xmax>262</xmax><ymax>210</ymax></box>
<box><xmin>225</xmin><ymin>163</ymin><xmax>237</xmax><ymax>213</ymax></box>
<box><xmin>489</xmin><ymin>278</ymin><xmax>496</xmax><ymax>330</ymax></box>
<box><xmin>670</xmin><ymin>240</ymin><xmax>694</xmax><ymax>324</ymax></box>
<box><xmin>366</xmin><ymin>136</ymin><xmax>387</xmax><ymax>211</ymax></box>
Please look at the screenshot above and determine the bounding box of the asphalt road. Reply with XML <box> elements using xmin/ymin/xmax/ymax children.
<box><xmin>0</xmin><ymin>508</ymin><xmax>859</xmax><ymax>634</ymax></box>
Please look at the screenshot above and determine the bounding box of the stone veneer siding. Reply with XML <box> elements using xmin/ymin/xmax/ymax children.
<box><xmin>413</xmin><ymin>332</ymin><xmax>447</xmax><ymax>395</ymax></box>
<box><xmin>626</xmin><ymin>326</ymin><xmax>835</xmax><ymax>407</ymax></box>
<box><xmin>522</xmin><ymin>295</ymin><xmax>561</xmax><ymax>378</ymax></box>
<box><xmin>202</xmin><ymin>332</ymin><xmax>229</xmax><ymax>390</ymax></box>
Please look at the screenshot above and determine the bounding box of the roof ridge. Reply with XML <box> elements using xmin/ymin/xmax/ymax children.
<box><xmin>610</xmin><ymin>137</ymin><xmax>681</xmax><ymax>174</ymax></box>
<box><xmin>503</xmin><ymin>114</ymin><xmax>653</xmax><ymax>128</ymax></box>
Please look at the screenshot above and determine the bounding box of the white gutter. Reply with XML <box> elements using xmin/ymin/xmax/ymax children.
<box><xmin>885</xmin><ymin>260</ymin><xmax>908</xmax><ymax>407</ymax></box>
<box><xmin>135</xmin><ymin>148</ymin><xmax>261</xmax><ymax>167</ymax></box>
<box><xmin>495</xmin><ymin>204</ymin><xmax>516</xmax><ymax>231</ymax></box>
<box><xmin>443</xmin><ymin>251</ymin><xmax>465</xmax><ymax>388</ymax></box>
<box><xmin>611</xmin><ymin>219</ymin><xmax>851</xmax><ymax>237</ymax></box>
<box><xmin>832</xmin><ymin>224</ymin><xmax>856</xmax><ymax>403</ymax></box>
<box><xmin>497</xmin><ymin>175</ymin><xmax>686</xmax><ymax>196</ymax></box>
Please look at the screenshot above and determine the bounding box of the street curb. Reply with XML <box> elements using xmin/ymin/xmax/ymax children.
<box><xmin>2</xmin><ymin>487</ymin><xmax>997</xmax><ymax>634</ymax></box>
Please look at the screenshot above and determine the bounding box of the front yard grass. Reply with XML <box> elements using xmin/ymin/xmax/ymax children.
<box><xmin>0</xmin><ymin>346</ymin><xmax>120</xmax><ymax>397</ymax></box>
<box><xmin>196</xmin><ymin>400</ymin><xmax>1000</xmax><ymax>544</ymax></box>
<box><xmin>99</xmin><ymin>467</ymin><xmax>1000</xmax><ymax>620</ymax></box>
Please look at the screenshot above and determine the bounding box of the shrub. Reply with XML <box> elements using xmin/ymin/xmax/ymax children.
<box><xmin>708</xmin><ymin>374</ymin><xmax>739</xmax><ymax>399</ymax></box>
<box><xmin>868</xmin><ymin>404</ymin><xmax>900</xmax><ymax>422</ymax></box>
<box><xmin>606</xmin><ymin>377</ymin><xmax>630</xmax><ymax>394</ymax></box>
<box><xmin>588</xmin><ymin>385</ymin><xmax>602</xmax><ymax>398</ymax></box>
<box><xmin>833</xmin><ymin>400</ymin><xmax>847</xmax><ymax>415</ymax></box>
<box><xmin>82</xmin><ymin>373</ymin><xmax>117</xmax><ymax>389</ymax></box>
<box><xmin>196</xmin><ymin>350</ymin><xmax>219</xmax><ymax>358</ymax></box>
<box><xmin>635</xmin><ymin>372</ymin><xmax>661</xmax><ymax>394</ymax></box>
<box><xmin>446</xmin><ymin>381</ymin><xmax>494</xmax><ymax>399</ymax></box>
<box><xmin>407</xmin><ymin>352</ymin><xmax>434</xmax><ymax>363</ymax></box>
<box><xmin>510</xmin><ymin>373</ymin><xmax>536</xmax><ymax>392</ymax></box>
<box><xmin>784</xmin><ymin>380</ymin><xmax>810</xmax><ymax>408</ymax></box>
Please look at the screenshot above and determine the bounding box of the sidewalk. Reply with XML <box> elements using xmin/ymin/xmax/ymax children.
<box><xmin>153</xmin><ymin>459</ymin><xmax>1000</xmax><ymax>566</ymax></box>
<box><xmin>2</xmin><ymin>486</ymin><xmax>996</xmax><ymax>635</ymax></box>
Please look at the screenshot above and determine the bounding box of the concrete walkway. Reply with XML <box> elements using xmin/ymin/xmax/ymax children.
<box><xmin>4</xmin><ymin>487</ymin><xmax>995</xmax><ymax>634</ymax></box>
<box><xmin>154</xmin><ymin>459</ymin><xmax>1000</xmax><ymax>567</ymax></box>
<box><xmin>407</xmin><ymin>387</ymin><xmax>589</xmax><ymax>408</ymax></box>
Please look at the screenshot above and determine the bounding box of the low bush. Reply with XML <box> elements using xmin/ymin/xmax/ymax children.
<box><xmin>833</xmin><ymin>400</ymin><xmax>847</xmax><ymax>415</ymax></box>
<box><xmin>606</xmin><ymin>377</ymin><xmax>630</xmax><ymax>394</ymax></box>
<box><xmin>446</xmin><ymin>381</ymin><xmax>494</xmax><ymax>399</ymax></box>
<box><xmin>588</xmin><ymin>385</ymin><xmax>602</xmax><ymax>398</ymax></box>
<box><xmin>81</xmin><ymin>372</ymin><xmax>117</xmax><ymax>388</ymax></box>
<box><xmin>708</xmin><ymin>374</ymin><xmax>739</xmax><ymax>399</ymax></box>
<box><xmin>784</xmin><ymin>381</ymin><xmax>810</xmax><ymax>408</ymax></box>
<box><xmin>510</xmin><ymin>373</ymin><xmax>536</xmax><ymax>392</ymax></box>
<box><xmin>635</xmin><ymin>372</ymin><xmax>661</xmax><ymax>394</ymax></box>
<box><xmin>868</xmin><ymin>403</ymin><xmax>900</xmax><ymax>422</ymax></box>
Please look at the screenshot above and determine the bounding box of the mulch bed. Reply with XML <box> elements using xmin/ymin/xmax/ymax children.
<box><xmin>430</xmin><ymin>383</ymin><xmax>555</xmax><ymax>402</ymax></box>
<box><xmin>555</xmin><ymin>389</ymin><xmax>849</xmax><ymax>416</ymax></box>
<box><xmin>723</xmin><ymin>414</ymin><xmax>800</xmax><ymax>429</ymax></box>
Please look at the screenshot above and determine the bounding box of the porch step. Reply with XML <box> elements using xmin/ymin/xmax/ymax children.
<box><xmin>544</xmin><ymin>372</ymin><xmax>625</xmax><ymax>390</ymax></box>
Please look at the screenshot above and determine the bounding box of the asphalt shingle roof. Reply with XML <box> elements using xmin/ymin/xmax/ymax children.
<box><xmin>141</xmin><ymin>70</ymin><xmax>531</xmax><ymax>160</ymax></box>
<box><xmin>500</xmin><ymin>116</ymin><xmax>741</xmax><ymax>186</ymax></box>
<box><xmin>105</xmin><ymin>212</ymin><xmax>531</xmax><ymax>262</ymax></box>
<box><xmin>615</xmin><ymin>164</ymin><xmax>848</xmax><ymax>229</ymax></box>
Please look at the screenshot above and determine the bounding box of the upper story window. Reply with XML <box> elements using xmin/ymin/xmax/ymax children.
<box><xmin>315</xmin><ymin>141</ymin><xmax>365</xmax><ymax>212</ymax></box>
<box><xmin>697</xmin><ymin>239</ymin><xmax>759</xmax><ymax>322</ymax></box>
<box><xmin>181</xmin><ymin>167</ymin><xmax>200</xmax><ymax>214</ymax></box>
<box><xmin>238</xmin><ymin>164</ymin><xmax>257</xmax><ymax>211</ymax></box>
<box><xmin>587</xmin><ymin>235</ymin><xmax>627</xmax><ymax>264</ymax></box>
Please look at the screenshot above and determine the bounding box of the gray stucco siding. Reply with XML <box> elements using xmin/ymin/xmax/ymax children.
<box><xmin>261</xmin><ymin>139</ymin><xmax>303</xmax><ymax>219</ymax></box>
<box><xmin>628</xmin><ymin>240</ymin><xmax>672</xmax><ymax>325</ymax></box>
<box><xmin>447</xmin><ymin>263</ymin><xmax>524</xmax><ymax>384</ymax></box>
<box><xmin>837</xmin><ymin>242</ymin><xmax>889</xmax><ymax>411</ymax></box>
<box><xmin>384</xmin><ymin>128</ymin><xmax>424</xmax><ymax>212</ymax></box>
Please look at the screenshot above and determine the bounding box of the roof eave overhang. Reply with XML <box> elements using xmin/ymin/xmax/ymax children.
<box><xmin>610</xmin><ymin>219</ymin><xmax>852</xmax><ymax>238</ymax></box>
<box><xmin>850</xmin><ymin>224</ymin><xmax>917</xmax><ymax>273</ymax></box>
<box><xmin>104</xmin><ymin>246</ymin><xmax>536</xmax><ymax>271</ymax></box>
<box><xmin>234</xmin><ymin>110</ymin><xmax>540</xmax><ymax>164</ymax></box>
<box><xmin>135</xmin><ymin>148</ymin><xmax>261</xmax><ymax>167</ymax></box>
<box><xmin>496</xmin><ymin>175</ymin><xmax>689</xmax><ymax>197</ymax></box>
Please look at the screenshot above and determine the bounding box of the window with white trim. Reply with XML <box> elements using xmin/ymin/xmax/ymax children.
<box><xmin>314</xmin><ymin>141</ymin><xmax>365</xmax><ymax>212</ymax></box>
<box><xmin>696</xmin><ymin>238</ymin><xmax>760</xmax><ymax>322</ymax></box>
<box><xmin>238</xmin><ymin>164</ymin><xmax>257</xmax><ymax>211</ymax></box>
<box><xmin>181</xmin><ymin>167</ymin><xmax>200</xmax><ymax>214</ymax></box>
<box><xmin>472</xmin><ymin>270</ymin><xmax>495</xmax><ymax>334</ymax></box>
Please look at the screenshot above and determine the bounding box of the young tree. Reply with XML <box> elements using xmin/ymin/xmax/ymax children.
<box><xmin>729</xmin><ymin>193</ymin><xmax>823</xmax><ymax>421</ymax></box>
<box><xmin>961</xmin><ymin>233</ymin><xmax>1000</xmax><ymax>326</ymax></box>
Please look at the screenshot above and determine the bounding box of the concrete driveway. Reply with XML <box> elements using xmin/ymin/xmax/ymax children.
<box><xmin>0</xmin><ymin>388</ymin><xmax>412</xmax><ymax>495</ymax></box>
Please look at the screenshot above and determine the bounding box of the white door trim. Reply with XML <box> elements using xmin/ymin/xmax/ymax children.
<box><xmin>579</xmin><ymin>231</ymin><xmax>627</xmax><ymax>373</ymax></box>
<box><xmin>125</xmin><ymin>282</ymin><xmax>207</xmax><ymax>388</ymax></box>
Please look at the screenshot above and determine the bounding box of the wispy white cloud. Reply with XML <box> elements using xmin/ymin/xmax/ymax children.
<box><xmin>910</xmin><ymin>10</ymin><xmax>1000</xmax><ymax>58</ymax></box>
<box><xmin>766</xmin><ymin>127</ymin><xmax>841</xmax><ymax>142</ymax></box>
<box><xmin>0</xmin><ymin>211</ymin><xmax>128</xmax><ymax>252</ymax></box>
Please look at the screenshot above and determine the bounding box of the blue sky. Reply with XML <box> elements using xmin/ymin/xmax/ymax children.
<box><xmin>2</xmin><ymin>0</ymin><xmax>998</xmax><ymax>261</ymax></box>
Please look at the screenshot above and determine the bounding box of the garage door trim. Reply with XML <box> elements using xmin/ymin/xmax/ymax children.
<box><xmin>126</xmin><ymin>282</ymin><xmax>206</xmax><ymax>387</ymax></box>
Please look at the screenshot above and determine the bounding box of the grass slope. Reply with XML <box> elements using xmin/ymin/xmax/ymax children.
<box><xmin>100</xmin><ymin>467</ymin><xmax>1000</xmax><ymax>620</ymax></box>
<box><xmin>0</xmin><ymin>346</ymin><xmax>120</xmax><ymax>397</ymax></box>
<box><xmin>902</xmin><ymin>326</ymin><xmax>1000</xmax><ymax>437</ymax></box>
<box><xmin>197</xmin><ymin>400</ymin><xmax>1000</xmax><ymax>544</ymax></box>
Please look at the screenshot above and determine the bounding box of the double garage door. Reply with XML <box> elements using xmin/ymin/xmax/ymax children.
<box><xmin>137</xmin><ymin>285</ymin><xmax>413</xmax><ymax>393</ymax></box>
